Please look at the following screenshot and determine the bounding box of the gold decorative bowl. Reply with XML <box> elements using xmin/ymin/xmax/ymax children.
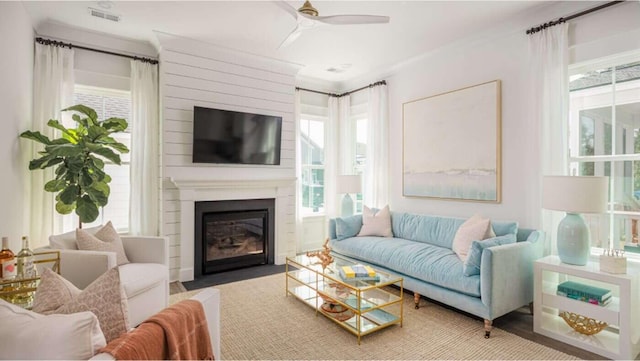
<box><xmin>559</xmin><ymin>311</ymin><xmax>608</xmax><ymax>335</ymax></box>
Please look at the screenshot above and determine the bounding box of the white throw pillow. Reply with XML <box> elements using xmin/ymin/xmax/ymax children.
<box><xmin>357</xmin><ymin>205</ymin><xmax>393</xmax><ymax>237</ymax></box>
<box><xmin>452</xmin><ymin>214</ymin><xmax>494</xmax><ymax>262</ymax></box>
<box><xmin>0</xmin><ymin>299</ymin><xmax>106</xmax><ymax>360</ymax></box>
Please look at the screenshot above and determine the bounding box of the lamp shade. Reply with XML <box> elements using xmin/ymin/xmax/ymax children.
<box><xmin>336</xmin><ymin>175</ymin><xmax>362</xmax><ymax>194</ymax></box>
<box><xmin>542</xmin><ymin>176</ymin><xmax>608</xmax><ymax>214</ymax></box>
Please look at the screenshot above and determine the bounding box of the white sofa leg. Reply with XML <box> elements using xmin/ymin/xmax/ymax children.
<box><xmin>484</xmin><ymin>319</ymin><xmax>492</xmax><ymax>338</ymax></box>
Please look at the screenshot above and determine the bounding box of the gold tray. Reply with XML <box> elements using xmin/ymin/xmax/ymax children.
<box><xmin>0</xmin><ymin>250</ymin><xmax>61</xmax><ymax>308</ymax></box>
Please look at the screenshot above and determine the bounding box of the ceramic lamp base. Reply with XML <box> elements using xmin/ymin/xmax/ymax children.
<box><xmin>341</xmin><ymin>193</ymin><xmax>354</xmax><ymax>217</ymax></box>
<box><xmin>557</xmin><ymin>213</ymin><xmax>590</xmax><ymax>266</ymax></box>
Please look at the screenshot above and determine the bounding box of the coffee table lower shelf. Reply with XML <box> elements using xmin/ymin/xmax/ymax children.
<box><xmin>286</xmin><ymin>276</ymin><xmax>403</xmax><ymax>344</ymax></box>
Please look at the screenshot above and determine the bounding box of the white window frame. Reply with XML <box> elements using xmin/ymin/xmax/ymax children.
<box><xmin>57</xmin><ymin>85</ymin><xmax>132</xmax><ymax>233</ymax></box>
<box><xmin>568</xmin><ymin>51</ymin><xmax>640</xmax><ymax>256</ymax></box>
<box><xmin>300</xmin><ymin>113</ymin><xmax>327</xmax><ymax>216</ymax></box>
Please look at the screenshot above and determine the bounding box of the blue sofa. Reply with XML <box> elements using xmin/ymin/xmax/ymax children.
<box><xmin>328</xmin><ymin>212</ymin><xmax>545</xmax><ymax>338</ymax></box>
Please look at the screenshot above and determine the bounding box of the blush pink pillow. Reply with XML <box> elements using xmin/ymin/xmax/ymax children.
<box><xmin>452</xmin><ymin>214</ymin><xmax>495</xmax><ymax>262</ymax></box>
<box><xmin>357</xmin><ymin>205</ymin><xmax>393</xmax><ymax>237</ymax></box>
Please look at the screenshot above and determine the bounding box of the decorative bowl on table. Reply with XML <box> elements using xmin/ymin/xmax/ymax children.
<box><xmin>319</xmin><ymin>283</ymin><xmax>354</xmax><ymax>321</ymax></box>
<box><xmin>559</xmin><ymin>311</ymin><xmax>608</xmax><ymax>335</ymax></box>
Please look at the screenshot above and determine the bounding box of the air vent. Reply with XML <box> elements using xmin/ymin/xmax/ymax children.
<box><xmin>89</xmin><ymin>7</ymin><xmax>120</xmax><ymax>22</ymax></box>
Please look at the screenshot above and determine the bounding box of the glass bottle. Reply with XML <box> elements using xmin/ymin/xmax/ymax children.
<box><xmin>15</xmin><ymin>236</ymin><xmax>37</xmax><ymax>307</ymax></box>
<box><xmin>0</xmin><ymin>237</ymin><xmax>16</xmax><ymax>281</ymax></box>
<box><xmin>0</xmin><ymin>237</ymin><xmax>16</xmax><ymax>302</ymax></box>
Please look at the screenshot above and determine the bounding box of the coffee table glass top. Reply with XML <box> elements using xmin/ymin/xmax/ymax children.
<box><xmin>287</xmin><ymin>254</ymin><xmax>402</xmax><ymax>289</ymax></box>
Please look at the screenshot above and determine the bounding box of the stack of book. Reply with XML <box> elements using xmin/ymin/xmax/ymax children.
<box><xmin>556</xmin><ymin>281</ymin><xmax>612</xmax><ymax>306</ymax></box>
<box><xmin>339</xmin><ymin>264</ymin><xmax>380</xmax><ymax>282</ymax></box>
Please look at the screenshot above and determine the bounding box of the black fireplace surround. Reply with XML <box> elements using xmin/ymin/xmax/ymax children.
<box><xmin>194</xmin><ymin>199</ymin><xmax>275</xmax><ymax>278</ymax></box>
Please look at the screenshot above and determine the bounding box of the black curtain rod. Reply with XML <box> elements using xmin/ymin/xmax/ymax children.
<box><xmin>526</xmin><ymin>1</ymin><xmax>624</xmax><ymax>35</ymax></box>
<box><xmin>296</xmin><ymin>80</ymin><xmax>386</xmax><ymax>98</ymax></box>
<box><xmin>35</xmin><ymin>37</ymin><xmax>158</xmax><ymax>65</ymax></box>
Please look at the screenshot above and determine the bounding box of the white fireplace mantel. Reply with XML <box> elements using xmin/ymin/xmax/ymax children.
<box><xmin>169</xmin><ymin>177</ymin><xmax>296</xmax><ymax>282</ymax></box>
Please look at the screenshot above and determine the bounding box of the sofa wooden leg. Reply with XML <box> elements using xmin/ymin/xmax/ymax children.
<box><xmin>414</xmin><ymin>293</ymin><xmax>420</xmax><ymax>309</ymax></box>
<box><xmin>484</xmin><ymin>319</ymin><xmax>492</xmax><ymax>338</ymax></box>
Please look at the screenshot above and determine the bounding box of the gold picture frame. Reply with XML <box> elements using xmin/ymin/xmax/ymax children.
<box><xmin>402</xmin><ymin>80</ymin><xmax>502</xmax><ymax>202</ymax></box>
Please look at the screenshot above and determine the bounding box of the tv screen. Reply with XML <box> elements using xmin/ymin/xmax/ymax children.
<box><xmin>192</xmin><ymin>106</ymin><xmax>282</xmax><ymax>165</ymax></box>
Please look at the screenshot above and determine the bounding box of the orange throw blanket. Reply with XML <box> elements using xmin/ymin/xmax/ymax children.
<box><xmin>100</xmin><ymin>299</ymin><xmax>214</xmax><ymax>360</ymax></box>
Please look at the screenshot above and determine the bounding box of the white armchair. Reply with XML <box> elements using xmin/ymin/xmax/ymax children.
<box><xmin>46</xmin><ymin>229</ymin><xmax>170</xmax><ymax>327</ymax></box>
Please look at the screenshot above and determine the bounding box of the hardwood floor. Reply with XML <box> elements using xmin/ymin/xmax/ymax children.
<box><xmin>171</xmin><ymin>267</ymin><xmax>612</xmax><ymax>360</ymax></box>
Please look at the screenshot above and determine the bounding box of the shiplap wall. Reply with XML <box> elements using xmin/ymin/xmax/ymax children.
<box><xmin>157</xmin><ymin>33</ymin><xmax>300</xmax><ymax>281</ymax></box>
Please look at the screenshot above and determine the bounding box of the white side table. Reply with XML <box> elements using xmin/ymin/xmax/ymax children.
<box><xmin>534</xmin><ymin>255</ymin><xmax>640</xmax><ymax>359</ymax></box>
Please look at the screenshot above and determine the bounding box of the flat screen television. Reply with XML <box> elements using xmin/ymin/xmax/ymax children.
<box><xmin>192</xmin><ymin>106</ymin><xmax>282</xmax><ymax>165</ymax></box>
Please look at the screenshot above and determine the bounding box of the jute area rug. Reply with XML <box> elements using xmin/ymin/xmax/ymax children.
<box><xmin>171</xmin><ymin>274</ymin><xmax>577</xmax><ymax>360</ymax></box>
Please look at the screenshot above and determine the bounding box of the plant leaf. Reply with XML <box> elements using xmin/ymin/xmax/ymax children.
<box><xmin>79</xmin><ymin>169</ymin><xmax>94</xmax><ymax>187</ymax></box>
<box><xmin>105</xmin><ymin>141</ymin><xmax>129</xmax><ymax>154</ymax></box>
<box><xmin>20</xmin><ymin>131</ymin><xmax>52</xmax><ymax>145</ymax></box>
<box><xmin>92</xmin><ymin>147</ymin><xmax>121</xmax><ymax>165</ymax></box>
<box><xmin>102</xmin><ymin>118</ymin><xmax>128</xmax><ymax>132</ymax></box>
<box><xmin>28</xmin><ymin>155</ymin><xmax>54</xmax><ymax>170</ymax></box>
<box><xmin>55</xmin><ymin>201</ymin><xmax>75</xmax><ymax>215</ymax></box>
<box><xmin>89</xmin><ymin>155</ymin><xmax>105</xmax><ymax>169</ymax></box>
<box><xmin>58</xmin><ymin>184</ymin><xmax>80</xmax><ymax>205</ymax></box>
<box><xmin>63</xmin><ymin>105</ymin><xmax>98</xmax><ymax>124</ymax></box>
<box><xmin>87</xmin><ymin>182</ymin><xmax>109</xmax><ymax>207</ymax></box>
<box><xmin>76</xmin><ymin>195</ymin><xmax>100</xmax><ymax>223</ymax></box>
<box><xmin>45</xmin><ymin>144</ymin><xmax>84</xmax><ymax>158</ymax></box>
<box><xmin>88</xmin><ymin>125</ymin><xmax>107</xmax><ymax>141</ymax></box>
<box><xmin>65</xmin><ymin>156</ymin><xmax>84</xmax><ymax>173</ymax></box>
<box><xmin>44</xmin><ymin>179</ymin><xmax>66</xmax><ymax>192</ymax></box>
<box><xmin>43</xmin><ymin>157</ymin><xmax>64</xmax><ymax>168</ymax></box>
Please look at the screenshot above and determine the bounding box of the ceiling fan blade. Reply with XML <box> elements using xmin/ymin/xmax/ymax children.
<box><xmin>278</xmin><ymin>26</ymin><xmax>303</xmax><ymax>49</ymax></box>
<box><xmin>313</xmin><ymin>14</ymin><xmax>390</xmax><ymax>25</ymax></box>
<box><xmin>273</xmin><ymin>0</ymin><xmax>299</xmax><ymax>20</ymax></box>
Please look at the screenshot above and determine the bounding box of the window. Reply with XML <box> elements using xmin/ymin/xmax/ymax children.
<box><xmin>569</xmin><ymin>57</ymin><xmax>640</xmax><ymax>251</ymax></box>
<box><xmin>58</xmin><ymin>85</ymin><xmax>132</xmax><ymax>233</ymax></box>
<box><xmin>300</xmin><ymin>117</ymin><xmax>325</xmax><ymax>214</ymax></box>
<box><xmin>353</xmin><ymin>117</ymin><xmax>367</xmax><ymax>213</ymax></box>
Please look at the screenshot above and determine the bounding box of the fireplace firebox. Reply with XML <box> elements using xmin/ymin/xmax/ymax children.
<box><xmin>194</xmin><ymin>199</ymin><xmax>275</xmax><ymax>277</ymax></box>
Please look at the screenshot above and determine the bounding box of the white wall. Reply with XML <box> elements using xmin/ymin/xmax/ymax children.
<box><xmin>0</xmin><ymin>3</ymin><xmax>34</xmax><ymax>249</ymax></box>
<box><xmin>157</xmin><ymin>33</ymin><xmax>300</xmax><ymax>281</ymax></box>
<box><xmin>344</xmin><ymin>1</ymin><xmax>640</xmax><ymax>230</ymax></box>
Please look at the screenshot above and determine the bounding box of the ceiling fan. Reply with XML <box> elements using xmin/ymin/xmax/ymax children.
<box><xmin>276</xmin><ymin>0</ymin><xmax>390</xmax><ymax>49</ymax></box>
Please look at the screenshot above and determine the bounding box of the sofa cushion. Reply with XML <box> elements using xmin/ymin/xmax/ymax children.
<box><xmin>77</xmin><ymin>221</ymin><xmax>130</xmax><ymax>266</ymax></box>
<box><xmin>49</xmin><ymin>225</ymin><xmax>102</xmax><ymax>250</ymax></box>
<box><xmin>0</xmin><ymin>299</ymin><xmax>106</xmax><ymax>360</ymax></box>
<box><xmin>119</xmin><ymin>263</ymin><xmax>167</xmax><ymax>299</ymax></box>
<box><xmin>463</xmin><ymin>234</ymin><xmax>517</xmax><ymax>276</ymax></box>
<box><xmin>31</xmin><ymin>267</ymin><xmax>129</xmax><ymax>343</ymax></box>
<box><xmin>32</xmin><ymin>268</ymin><xmax>81</xmax><ymax>314</ymax></box>
<box><xmin>335</xmin><ymin>215</ymin><xmax>363</xmax><ymax>241</ymax></box>
<box><xmin>452</xmin><ymin>215</ymin><xmax>494</xmax><ymax>262</ymax></box>
<box><xmin>330</xmin><ymin>237</ymin><xmax>480</xmax><ymax>297</ymax></box>
<box><xmin>491</xmin><ymin>221</ymin><xmax>519</xmax><ymax>237</ymax></box>
<box><xmin>358</xmin><ymin>205</ymin><xmax>393</xmax><ymax>237</ymax></box>
<box><xmin>391</xmin><ymin>213</ymin><xmax>465</xmax><ymax>249</ymax></box>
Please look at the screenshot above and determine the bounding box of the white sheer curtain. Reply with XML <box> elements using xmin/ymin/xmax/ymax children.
<box><xmin>363</xmin><ymin>84</ymin><xmax>389</xmax><ymax>208</ymax></box>
<box><xmin>325</xmin><ymin>96</ymin><xmax>340</xmax><ymax>219</ymax></box>
<box><xmin>129</xmin><ymin>61</ymin><xmax>159</xmax><ymax>236</ymax></box>
<box><xmin>294</xmin><ymin>90</ymin><xmax>303</xmax><ymax>252</ymax></box>
<box><xmin>338</xmin><ymin>95</ymin><xmax>354</xmax><ymax>175</ymax></box>
<box><xmin>32</xmin><ymin>43</ymin><xmax>75</xmax><ymax>244</ymax></box>
<box><xmin>528</xmin><ymin>24</ymin><xmax>569</xmax><ymax>255</ymax></box>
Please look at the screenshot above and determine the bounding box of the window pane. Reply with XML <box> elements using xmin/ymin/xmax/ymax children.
<box><xmin>300</xmin><ymin>118</ymin><xmax>324</xmax><ymax>165</ymax></box>
<box><xmin>574</xmin><ymin>160</ymin><xmax>640</xmax><ymax>249</ymax></box>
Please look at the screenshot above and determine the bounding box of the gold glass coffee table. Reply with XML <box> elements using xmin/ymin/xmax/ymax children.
<box><xmin>286</xmin><ymin>254</ymin><xmax>403</xmax><ymax>344</ymax></box>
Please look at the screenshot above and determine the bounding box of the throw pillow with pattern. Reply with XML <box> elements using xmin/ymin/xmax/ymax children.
<box><xmin>77</xmin><ymin>221</ymin><xmax>130</xmax><ymax>266</ymax></box>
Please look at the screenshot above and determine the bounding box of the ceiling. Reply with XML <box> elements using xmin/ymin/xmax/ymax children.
<box><xmin>23</xmin><ymin>1</ymin><xmax>554</xmax><ymax>84</ymax></box>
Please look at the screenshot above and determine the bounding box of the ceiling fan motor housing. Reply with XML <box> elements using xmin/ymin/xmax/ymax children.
<box><xmin>298</xmin><ymin>1</ymin><xmax>318</xmax><ymax>16</ymax></box>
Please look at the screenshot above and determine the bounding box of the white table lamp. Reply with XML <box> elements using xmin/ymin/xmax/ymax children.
<box><xmin>543</xmin><ymin>175</ymin><xmax>609</xmax><ymax>265</ymax></box>
<box><xmin>336</xmin><ymin>175</ymin><xmax>362</xmax><ymax>217</ymax></box>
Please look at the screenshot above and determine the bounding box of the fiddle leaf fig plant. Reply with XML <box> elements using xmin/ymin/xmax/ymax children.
<box><xmin>20</xmin><ymin>104</ymin><xmax>129</xmax><ymax>226</ymax></box>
